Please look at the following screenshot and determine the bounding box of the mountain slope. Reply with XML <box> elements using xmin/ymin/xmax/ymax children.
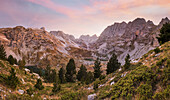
<box><xmin>90</xmin><ymin>17</ymin><xmax>170</xmax><ymax>64</ymax></box>
<box><xmin>0</xmin><ymin>27</ymin><xmax>95</xmax><ymax>67</ymax></box>
<box><xmin>0</xmin><ymin>41</ymin><xmax>169</xmax><ymax>100</ymax></box>
<box><xmin>90</xmin><ymin>41</ymin><xmax>170</xmax><ymax>100</ymax></box>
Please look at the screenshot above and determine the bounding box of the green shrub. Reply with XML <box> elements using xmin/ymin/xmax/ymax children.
<box><xmin>93</xmin><ymin>81</ymin><xmax>99</xmax><ymax>90</ymax></box>
<box><xmin>98</xmin><ymin>91</ymin><xmax>110</xmax><ymax>99</ymax></box>
<box><xmin>153</xmin><ymin>85</ymin><xmax>170</xmax><ymax>100</ymax></box>
<box><xmin>26</xmin><ymin>87</ymin><xmax>34</xmax><ymax>96</ymax></box>
<box><xmin>109</xmin><ymin>66</ymin><xmax>157</xmax><ymax>99</ymax></box>
<box><xmin>113</xmin><ymin>74</ymin><xmax>121</xmax><ymax>82</ymax></box>
<box><xmin>99</xmin><ymin>75</ymin><xmax>105</xmax><ymax>80</ymax></box>
<box><xmin>34</xmin><ymin>79</ymin><xmax>44</xmax><ymax>90</ymax></box>
<box><xmin>153</xmin><ymin>92</ymin><xmax>165</xmax><ymax>100</ymax></box>
<box><xmin>7</xmin><ymin>68</ymin><xmax>20</xmax><ymax>89</ymax></box>
<box><xmin>137</xmin><ymin>83</ymin><xmax>153</xmax><ymax>100</ymax></box>
<box><xmin>61</xmin><ymin>91</ymin><xmax>82</xmax><ymax>100</ymax></box>
<box><xmin>160</xmin><ymin>68</ymin><xmax>170</xmax><ymax>87</ymax></box>
<box><xmin>127</xmin><ymin>93</ymin><xmax>132</xmax><ymax>100</ymax></box>
<box><xmin>52</xmin><ymin>82</ymin><xmax>61</xmax><ymax>93</ymax></box>
<box><xmin>167</xmin><ymin>59</ymin><xmax>170</xmax><ymax>67</ymax></box>
<box><xmin>0</xmin><ymin>44</ymin><xmax>7</xmax><ymax>60</ymax></box>
<box><xmin>154</xmin><ymin>47</ymin><xmax>161</xmax><ymax>54</ymax></box>
<box><xmin>156</xmin><ymin>59</ymin><xmax>163</xmax><ymax>66</ymax></box>
<box><xmin>0</xmin><ymin>60</ymin><xmax>5</xmax><ymax>68</ymax></box>
<box><xmin>7</xmin><ymin>55</ymin><xmax>15</xmax><ymax>65</ymax></box>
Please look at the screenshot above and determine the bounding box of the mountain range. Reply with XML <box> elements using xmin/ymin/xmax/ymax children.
<box><xmin>0</xmin><ymin>17</ymin><xmax>169</xmax><ymax>67</ymax></box>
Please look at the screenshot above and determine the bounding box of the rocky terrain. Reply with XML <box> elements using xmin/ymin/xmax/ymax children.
<box><xmin>90</xmin><ymin>17</ymin><xmax>170</xmax><ymax>64</ymax></box>
<box><xmin>0</xmin><ymin>17</ymin><xmax>169</xmax><ymax>67</ymax></box>
<box><xmin>0</xmin><ymin>27</ymin><xmax>93</xmax><ymax>68</ymax></box>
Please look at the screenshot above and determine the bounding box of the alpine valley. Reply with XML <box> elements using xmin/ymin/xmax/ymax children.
<box><xmin>0</xmin><ymin>17</ymin><xmax>170</xmax><ymax>100</ymax></box>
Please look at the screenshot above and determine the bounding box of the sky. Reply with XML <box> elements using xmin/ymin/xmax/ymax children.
<box><xmin>0</xmin><ymin>0</ymin><xmax>170</xmax><ymax>38</ymax></box>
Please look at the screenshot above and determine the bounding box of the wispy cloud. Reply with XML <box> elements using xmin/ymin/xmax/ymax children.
<box><xmin>25</xmin><ymin>0</ymin><xmax>80</xmax><ymax>18</ymax></box>
<box><xmin>0</xmin><ymin>0</ymin><xmax>170</xmax><ymax>37</ymax></box>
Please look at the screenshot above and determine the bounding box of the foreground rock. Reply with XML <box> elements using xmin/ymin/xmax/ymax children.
<box><xmin>88</xmin><ymin>93</ymin><xmax>97</xmax><ymax>100</ymax></box>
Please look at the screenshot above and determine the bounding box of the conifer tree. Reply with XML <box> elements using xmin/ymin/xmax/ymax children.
<box><xmin>34</xmin><ymin>79</ymin><xmax>44</xmax><ymax>90</ymax></box>
<box><xmin>8</xmin><ymin>55</ymin><xmax>15</xmax><ymax>65</ymax></box>
<box><xmin>77</xmin><ymin>64</ymin><xmax>87</xmax><ymax>82</ymax></box>
<box><xmin>51</xmin><ymin>69</ymin><xmax>57</xmax><ymax>83</ymax></box>
<box><xmin>85</xmin><ymin>71</ymin><xmax>94</xmax><ymax>84</ymax></box>
<box><xmin>18</xmin><ymin>59</ymin><xmax>26</xmax><ymax>69</ymax></box>
<box><xmin>157</xmin><ymin>23</ymin><xmax>170</xmax><ymax>45</ymax></box>
<box><xmin>7</xmin><ymin>68</ymin><xmax>19</xmax><ymax>89</ymax></box>
<box><xmin>106</xmin><ymin>53</ymin><xmax>120</xmax><ymax>74</ymax></box>
<box><xmin>65</xmin><ymin>58</ymin><xmax>76</xmax><ymax>82</ymax></box>
<box><xmin>0</xmin><ymin>44</ymin><xmax>6</xmax><ymax>60</ymax></box>
<box><xmin>59</xmin><ymin>67</ymin><xmax>65</xmax><ymax>83</ymax></box>
<box><xmin>14</xmin><ymin>58</ymin><xmax>18</xmax><ymax>65</ymax></box>
<box><xmin>45</xmin><ymin>65</ymin><xmax>51</xmax><ymax>82</ymax></box>
<box><xmin>124</xmin><ymin>54</ymin><xmax>131</xmax><ymax>70</ymax></box>
<box><xmin>93</xmin><ymin>58</ymin><xmax>102</xmax><ymax>79</ymax></box>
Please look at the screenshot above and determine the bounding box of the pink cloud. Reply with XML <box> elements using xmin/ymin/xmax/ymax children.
<box><xmin>82</xmin><ymin>0</ymin><xmax>170</xmax><ymax>20</ymax></box>
<box><xmin>26</xmin><ymin>0</ymin><xmax>79</xmax><ymax>18</ymax></box>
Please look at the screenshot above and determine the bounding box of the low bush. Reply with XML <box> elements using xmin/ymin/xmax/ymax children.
<box><xmin>154</xmin><ymin>47</ymin><xmax>161</xmax><ymax>54</ymax></box>
<box><xmin>137</xmin><ymin>83</ymin><xmax>153</xmax><ymax>100</ymax></box>
<box><xmin>26</xmin><ymin>87</ymin><xmax>34</xmax><ymax>96</ymax></box>
<box><xmin>61</xmin><ymin>91</ymin><xmax>84</xmax><ymax>100</ymax></box>
<box><xmin>110</xmin><ymin>66</ymin><xmax>157</xmax><ymax>99</ymax></box>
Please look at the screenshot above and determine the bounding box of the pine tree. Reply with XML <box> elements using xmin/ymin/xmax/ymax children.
<box><xmin>0</xmin><ymin>44</ymin><xmax>6</xmax><ymax>60</ymax></box>
<box><xmin>157</xmin><ymin>23</ymin><xmax>170</xmax><ymax>45</ymax></box>
<box><xmin>59</xmin><ymin>67</ymin><xmax>65</xmax><ymax>83</ymax></box>
<box><xmin>45</xmin><ymin>65</ymin><xmax>51</xmax><ymax>82</ymax></box>
<box><xmin>93</xmin><ymin>58</ymin><xmax>102</xmax><ymax>79</ymax></box>
<box><xmin>77</xmin><ymin>64</ymin><xmax>87</xmax><ymax>82</ymax></box>
<box><xmin>34</xmin><ymin>79</ymin><xmax>44</xmax><ymax>90</ymax></box>
<box><xmin>124</xmin><ymin>54</ymin><xmax>131</xmax><ymax>70</ymax></box>
<box><xmin>106</xmin><ymin>53</ymin><xmax>120</xmax><ymax>74</ymax></box>
<box><xmin>14</xmin><ymin>58</ymin><xmax>18</xmax><ymax>65</ymax></box>
<box><xmin>85</xmin><ymin>71</ymin><xmax>94</xmax><ymax>84</ymax></box>
<box><xmin>7</xmin><ymin>68</ymin><xmax>19</xmax><ymax>89</ymax></box>
<box><xmin>93</xmin><ymin>79</ymin><xmax>100</xmax><ymax>90</ymax></box>
<box><xmin>51</xmin><ymin>69</ymin><xmax>57</xmax><ymax>83</ymax></box>
<box><xmin>65</xmin><ymin>58</ymin><xmax>76</xmax><ymax>82</ymax></box>
<box><xmin>18</xmin><ymin>59</ymin><xmax>26</xmax><ymax>69</ymax></box>
<box><xmin>8</xmin><ymin>55</ymin><xmax>15</xmax><ymax>65</ymax></box>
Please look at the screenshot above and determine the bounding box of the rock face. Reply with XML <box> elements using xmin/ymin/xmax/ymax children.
<box><xmin>0</xmin><ymin>27</ymin><xmax>94</xmax><ymax>67</ymax></box>
<box><xmin>90</xmin><ymin>17</ymin><xmax>170</xmax><ymax>64</ymax></box>
<box><xmin>79</xmin><ymin>34</ymin><xmax>98</xmax><ymax>44</ymax></box>
<box><xmin>75</xmin><ymin>34</ymin><xmax>98</xmax><ymax>49</ymax></box>
<box><xmin>0</xmin><ymin>26</ymin><xmax>69</xmax><ymax>67</ymax></box>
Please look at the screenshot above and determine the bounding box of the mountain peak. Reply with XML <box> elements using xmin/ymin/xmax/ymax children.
<box><xmin>160</xmin><ymin>17</ymin><xmax>170</xmax><ymax>23</ymax></box>
<box><xmin>158</xmin><ymin>17</ymin><xmax>170</xmax><ymax>27</ymax></box>
<box><xmin>79</xmin><ymin>34</ymin><xmax>98</xmax><ymax>44</ymax></box>
<box><xmin>132</xmin><ymin>18</ymin><xmax>146</xmax><ymax>24</ymax></box>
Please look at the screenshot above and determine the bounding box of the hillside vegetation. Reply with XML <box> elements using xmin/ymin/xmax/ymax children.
<box><xmin>0</xmin><ymin>41</ymin><xmax>169</xmax><ymax>100</ymax></box>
